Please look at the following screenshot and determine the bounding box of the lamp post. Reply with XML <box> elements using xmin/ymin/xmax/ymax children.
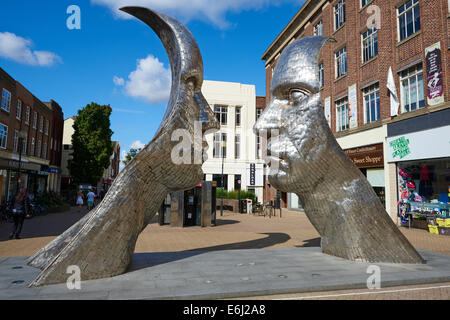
<box><xmin>220</xmin><ymin>139</ymin><xmax>226</xmax><ymax>217</ymax></box>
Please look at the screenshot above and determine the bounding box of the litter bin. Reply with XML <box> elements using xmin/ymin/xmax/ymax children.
<box><xmin>246</xmin><ymin>199</ymin><xmax>253</xmax><ymax>215</ymax></box>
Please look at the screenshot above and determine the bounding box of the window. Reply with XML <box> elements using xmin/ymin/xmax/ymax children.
<box><xmin>16</xmin><ymin>100</ymin><xmax>22</xmax><ymax>120</ymax></box>
<box><xmin>30</xmin><ymin>138</ymin><xmax>35</xmax><ymax>156</ymax></box>
<box><xmin>0</xmin><ymin>124</ymin><xmax>8</xmax><ymax>149</ymax></box>
<box><xmin>336</xmin><ymin>97</ymin><xmax>349</xmax><ymax>132</ymax></box>
<box><xmin>213</xmin><ymin>132</ymin><xmax>227</xmax><ymax>158</ymax></box>
<box><xmin>45</xmin><ymin>120</ymin><xmax>49</xmax><ymax>135</ymax></box>
<box><xmin>318</xmin><ymin>63</ymin><xmax>324</xmax><ymax>87</ymax></box>
<box><xmin>235</xmin><ymin>134</ymin><xmax>240</xmax><ymax>159</ymax></box>
<box><xmin>13</xmin><ymin>130</ymin><xmax>18</xmax><ymax>152</ymax></box>
<box><xmin>22</xmin><ymin>136</ymin><xmax>27</xmax><ymax>154</ymax></box>
<box><xmin>235</xmin><ymin>107</ymin><xmax>241</xmax><ymax>127</ymax></box>
<box><xmin>43</xmin><ymin>142</ymin><xmax>47</xmax><ymax>159</ymax></box>
<box><xmin>335</xmin><ymin>47</ymin><xmax>347</xmax><ymax>78</ymax></box>
<box><xmin>256</xmin><ymin>135</ymin><xmax>262</xmax><ymax>159</ymax></box>
<box><xmin>334</xmin><ymin>0</ymin><xmax>346</xmax><ymax>30</ymax></box>
<box><xmin>33</xmin><ymin>112</ymin><xmax>37</xmax><ymax>129</ymax></box>
<box><xmin>397</xmin><ymin>0</ymin><xmax>420</xmax><ymax>41</ymax></box>
<box><xmin>400</xmin><ymin>64</ymin><xmax>425</xmax><ymax>112</ymax></box>
<box><xmin>256</xmin><ymin>108</ymin><xmax>262</xmax><ymax>120</ymax></box>
<box><xmin>25</xmin><ymin>106</ymin><xmax>30</xmax><ymax>124</ymax></box>
<box><xmin>314</xmin><ymin>20</ymin><xmax>323</xmax><ymax>36</ymax></box>
<box><xmin>213</xmin><ymin>174</ymin><xmax>228</xmax><ymax>190</ymax></box>
<box><xmin>1</xmin><ymin>89</ymin><xmax>11</xmax><ymax>112</ymax></box>
<box><xmin>362</xmin><ymin>26</ymin><xmax>378</xmax><ymax>62</ymax></box>
<box><xmin>363</xmin><ymin>83</ymin><xmax>380</xmax><ymax>123</ymax></box>
<box><xmin>37</xmin><ymin>140</ymin><xmax>42</xmax><ymax>158</ymax></box>
<box><xmin>214</xmin><ymin>105</ymin><xmax>228</xmax><ymax>125</ymax></box>
<box><xmin>361</xmin><ymin>0</ymin><xmax>373</xmax><ymax>7</ymax></box>
<box><xmin>39</xmin><ymin>116</ymin><xmax>43</xmax><ymax>132</ymax></box>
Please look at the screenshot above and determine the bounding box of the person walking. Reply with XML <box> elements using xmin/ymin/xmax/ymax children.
<box><xmin>9</xmin><ymin>187</ymin><xmax>28</xmax><ymax>240</ymax></box>
<box><xmin>76</xmin><ymin>190</ymin><xmax>84</xmax><ymax>212</ymax></box>
<box><xmin>87</xmin><ymin>189</ymin><xmax>96</xmax><ymax>211</ymax></box>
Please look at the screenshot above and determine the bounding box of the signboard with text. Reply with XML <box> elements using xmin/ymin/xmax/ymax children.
<box><xmin>344</xmin><ymin>144</ymin><xmax>384</xmax><ymax>168</ymax></box>
<box><xmin>426</xmin><ymin>42</ymin><xmax>445</xmax><ymax>106</ymax></box>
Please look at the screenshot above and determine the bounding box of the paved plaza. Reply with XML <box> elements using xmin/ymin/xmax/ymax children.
<box><xmin>1</xmin><ymin>207</ymin><xmax>450</xmax><ymax>299</ymax></box>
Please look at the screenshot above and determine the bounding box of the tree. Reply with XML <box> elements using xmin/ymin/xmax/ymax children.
<box><xmin>69</xmin><ymin>102</ymin><xmax>114</xmax><ymax>186</ymax></box>
<box><xmin>122</xmin><ymin>148</ymin><xmax>141</xmax><ymax>166</ymax></box>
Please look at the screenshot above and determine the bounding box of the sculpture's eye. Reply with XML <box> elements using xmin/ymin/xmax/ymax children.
<box><xmin>290</xmin><ymin>89</ymin><xmax>309</xmax><ymax>104</ymax></box>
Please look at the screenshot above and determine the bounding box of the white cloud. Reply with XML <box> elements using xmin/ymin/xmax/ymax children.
<box><xmin>113</xmin><ymin>75</ymin><xmax>125</xmax><ymax>86</ymax></box>
<box><xmin>0</xmin><ymin>32</ymin><xmax>61</xmax><ymax>66</ymax></box>
<box><xmin>130</xmin><ymin>140</ymin><xmax>145</xmax><ymax>150</ymax></box>
<box><xmin>121</xmin><ymin>54</ymin><xmax>171</xmax><ymax>104</ymax></box>
<box><xmin>91</xmin><ymin>0</ymin><xmax>299</xmax><ymax>29</ymax></box>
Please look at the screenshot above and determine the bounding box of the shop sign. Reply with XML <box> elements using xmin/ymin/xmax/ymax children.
<box><xmin>386</xmin><ymin>126</ymin><xmax>450</xmax><ymax>163</ymax></box>
<box><xmin>344</xmin><ymin>144</ymin><xmax>384</xmax><ymax>168</ymax></box>
<box><xmin>425</xmin><ymin>42</ymin><xmax>445</xmax><ymax>106</ymax></box>
<box><xmin>246</xmin><ymin>163</ymin><xmax>263</xmax><ymax>187</ymax></box>
<box><xmin>249</xmin><ymin>163</ymin><xmax>256</xmax><ymax>186</ymax></box>
<box><xmin>389</xmin><ymin>136</ymin><xmax>411</xmax><ymax>160</ymax></box>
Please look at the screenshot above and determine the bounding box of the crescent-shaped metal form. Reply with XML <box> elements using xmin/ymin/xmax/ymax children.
<box><xmin>254</xmin><ymin>36</ymin><xmax>424</xmax><ymax>264</ymax></box>
<box><xmin>26</xmin><ymin>7</ymin><xmax>219</xmax><ymax>286</ymax></box>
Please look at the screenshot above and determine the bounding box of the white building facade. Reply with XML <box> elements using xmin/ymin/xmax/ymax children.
<box><xmin>201</xmin><ymin>80</ymin><xmax>265</xmax><ymax>203</ymax></box>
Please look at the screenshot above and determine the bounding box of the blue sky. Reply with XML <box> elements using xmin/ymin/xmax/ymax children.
<box><xmin>0</xmin><ymin>0</ymin><xmax>305</xmax><ymax>160</ymax></box>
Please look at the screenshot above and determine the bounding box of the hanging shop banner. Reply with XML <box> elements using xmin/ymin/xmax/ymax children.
<box><xmin>348</xmin><ymin>84</ymin><xmax>358</xmax><ymax>129</ymax></box>
<box><xmin>425</xmin><ymin>42</ymin><xmax>445</xmax><ymax>106</ymax></box>
<box><xmin>386</xmin><ymin>125</ymin><xmax>450</xmax><ymax>163</ymax></box>
<box><xmin>324</xmin><ymin>97</ymin><xmax>331</xmax><ymax>128</ymax></box>
<box><xmin>246</xmin><ymin>163</ymin><xmax>264</xmax><ymax>187</ymax></box>
<box><xmin>344</xmin><ymin>143</ymin><xmax>384</xmax><ymax>168</ymax></box>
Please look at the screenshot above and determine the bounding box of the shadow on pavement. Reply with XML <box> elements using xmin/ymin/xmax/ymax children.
<box><xmin>213</xmin><ymin>219</ymin><xmax>240</xmax><ymax>226</ymax></box>
<box><xmin>0</xmin><ymin>209</ymin><xmax>89</xmax><ymax>241</ymax></box>
<box><xmin>296</xmin><ymin>237</ymin><xmax>321</xmax><ymax>248</ymax></box>
<box><xmin>128</xmin><ymin>232</ymin><xmax>291</xmax><ymax>272</ymax></box>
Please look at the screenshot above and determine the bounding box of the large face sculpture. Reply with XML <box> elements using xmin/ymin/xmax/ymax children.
<box><xmin>254</xmin><ymin>36</ymin><xmax>333</xmax><ymax>192</ymax></box>
<box><xmin>120</xmin><ymin>7</ymin><xmax>219</xmax><ymax>191</ymax></box>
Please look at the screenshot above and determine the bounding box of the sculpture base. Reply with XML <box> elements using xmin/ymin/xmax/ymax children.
<box><xmin>2</xmin><ymin>247</ymin><xmax>450</xmax><ymax>300</ymax></box>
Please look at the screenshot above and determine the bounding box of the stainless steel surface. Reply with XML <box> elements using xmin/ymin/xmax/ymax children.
<box><xmin>27</xmin><ymin>7</ymin><xmax>219</xmax><ymax>286</ymax></box>
<box><xmin>254</xmin><ymin>36</ymin><xmax>423</xmax><ymax>264</ymax></box>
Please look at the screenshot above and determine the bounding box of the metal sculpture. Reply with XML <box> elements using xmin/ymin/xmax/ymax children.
<box><xmin>254</xmin><ymin>36</ymin><xmax>424</xmax><ymax>264</ymax></box>
<box><xmin>27</xmin><ymin>7</ymin><xmax>219</xmax><ymax>286</ymax></box>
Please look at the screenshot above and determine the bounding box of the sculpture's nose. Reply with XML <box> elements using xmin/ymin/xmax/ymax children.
<box><xmin>194</xmin><ymin>92</ymin><xmax>219</xmax><ymax>132</ymax></box>
<box><xmin>253</xmin><ymin>98</ymin><xmax>281</xmax><ymax>134</ymax></box>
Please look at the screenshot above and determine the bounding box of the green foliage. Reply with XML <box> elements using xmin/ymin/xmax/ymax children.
<box><xmin>36</xmin><ymin>191</ymin><xmax>66</xmax><ymax>208</ymax></box>
<box><xmin>69</xmin><ymin>102</ymin><xmax>114</xmax><ymax>185</ymax></box>
<box><xmin>216</xmin><ymin>189</ymin><xmax>256</xmax><ymax>203</ymax></box>
<box><xmin>123</xmin><ymin>148</ymin><xmax>141</xmax><ymax>166</ymax></box>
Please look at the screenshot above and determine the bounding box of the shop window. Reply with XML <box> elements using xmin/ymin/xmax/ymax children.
<box><xmin>397</xmin><ymin>0</ymin><xmax>420</xmax><ymax>42</ymax></box>
<box><xmin>363</xmin><ymin>83</ymin><xmax>380</xmax><ymax>123</ymax></box>
<box><xmin>397</xmin><ymin>159</ymin><xmax>449</xmax><ymax>226</ymax></box>
<box><xmin>0</xmin><ymin>123</ymin><xmax>8</xmax><ymax>149</ymax></box>
<box><xmin>400</xmin><ymin>64</ymin><xmax>425</xmax><ymax>113</ymax></box>
<box><xmin>362</xmin><ymin>26</ymin><xmax>378</xmax><ymax>62</ymax></box>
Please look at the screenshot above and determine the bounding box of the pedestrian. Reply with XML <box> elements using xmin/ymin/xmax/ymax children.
<box><xmin>9</xmin><ymin>187</ymin><xmax>28</xmax><ymax>240</ymax></box>
<box><xmin>87</xmin><ymin>188</ymin><xmax>96</xmax><ymax>211</ymax></box>
<box><xmin>76</xmin><ymin>190</ymin><xmax>84</xmax><ymax>211</ymax></box>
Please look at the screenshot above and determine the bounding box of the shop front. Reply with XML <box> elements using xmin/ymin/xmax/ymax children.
<box><xmin>387</xmin><ymin>123</ymin><xmax>450</xmax><ymax>233</ymax></box>
<box><xmin>344</xmin><ymin>143</ymin><xmax>386</xmax><ymax>207</ymax></box>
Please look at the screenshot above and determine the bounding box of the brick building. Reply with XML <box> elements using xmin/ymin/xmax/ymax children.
<box><xmin>261</xmin><ymin>0</ymin><xmax>450</xmax><ymax>221</ymax></box>
<box><xmin>0</xmin><ymin>67</ymin><xmax>64</xmax><ymax>202</ymax></box>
